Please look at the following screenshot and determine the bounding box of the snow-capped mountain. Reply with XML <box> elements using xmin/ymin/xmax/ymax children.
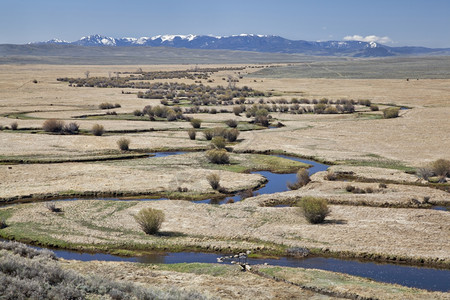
<box><xmin>32</xmin><ymin>34</ymin><xmax>448</xmax><ymax>57</ymax></box>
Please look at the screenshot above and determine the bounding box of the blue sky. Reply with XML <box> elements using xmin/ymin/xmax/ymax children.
<box><xmin>1</xmin><ymin>0</ymin><xmax>449</xmax><ymax>47</ymax></box>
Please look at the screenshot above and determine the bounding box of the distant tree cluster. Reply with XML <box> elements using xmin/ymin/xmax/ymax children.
<box><xmin>137</xmin><ymin>82</ymin><xmax>266</xmax><ymax>105</ymax></box>
<box><xmin>57</xmin><ymin>66</ymin><xmax>246</xmax><ymax>88</ymax></box>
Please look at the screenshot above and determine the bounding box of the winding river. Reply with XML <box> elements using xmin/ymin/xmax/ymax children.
<box><xmin>2</xmin><ymin>152</ymin><xmax>449</xmax><ymax>292</ymax></box>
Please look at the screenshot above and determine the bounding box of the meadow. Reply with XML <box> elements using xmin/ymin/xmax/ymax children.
<box><xmin>0</xmin><ymin>57</ymin><xmax>449</xmax><ymax>298</ymax></box>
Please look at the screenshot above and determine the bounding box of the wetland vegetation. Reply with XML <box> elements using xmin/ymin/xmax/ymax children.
<box><xmin>0</xmin><ymin>60</ymin><xmax>449</xmax><ymax>298</ymax></box>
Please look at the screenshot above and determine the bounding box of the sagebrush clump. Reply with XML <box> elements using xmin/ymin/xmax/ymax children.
<box><xmin>190</xmin><ymin>118</ymin><xmax>202</xmax><ymax>128</ymax></box>
<box><xmin>211</xmin><ymin>136</ymin><xmax>226</xmax><ymax>149</ymax></box>
<box><xmin>383</xmin><ymin>107</ymin><xmax>400</xmax><ymax>119</ymax></box>
<box><xmin>187</xmin><ymin>128</ymin><xmax>196</xmax><ymax>140</ymax></box>
<box><xmin>431</xmin><ymin>159</ymin><xmax>450</xmax><ymax>178</ymax></box>
<box><xmin>134</xmin><ymin>207</ymin><xmax>165</xmax><ymax>235</ymax></box>
<box><xmin>225</xmin><ymin>119</ymin><xmax>238</xmax><ymax>128</ymax></box>
<box><xmin>0</xmin><ymin>241</ymin><xmax>208</xmax><ymax>299</ymax></box>
<box><xmin>296</xmin><ymin>196</ymin><xmax>330</xmax><ymax>224</ymax></box>
<box><xmin>10</xmin><ymin>121</ymin><xmax>18</xmax><ymax>130</ymax></box>
<box><xmin>42</xmin><ymin>119</ymin><xmax>65</xmax><ymax>133</ymax></box>
<box><xmin>91</xmin><ymin>124</ymin><xmax>104</xmax><ymax>136</ymax></box>
<box><xmin>206</xmin><ymin>173</ymin><xmax>221</xmax><ymax>190</ymax></box>
<box><xmin>287</xmin><ymin>169</ymin><xmax>310</xmax><ymax>190</ymax></box>
<box><xmin>117</xmin><ymin>138</ymin><xmax>130</xmax><ymax>151</ymax></box>
<box><xmin>205</xmin><ymin>149</ymin><xmax>229</xmax><ymax>164</ymax></box>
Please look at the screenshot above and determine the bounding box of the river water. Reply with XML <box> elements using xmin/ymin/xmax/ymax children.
<box><xmin>2</xmin><ymin>152</ymin><xmax>449</xmax><ymax>292</ymax></box>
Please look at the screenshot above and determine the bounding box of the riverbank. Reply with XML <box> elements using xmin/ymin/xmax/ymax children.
<box><xmin>1</xmin><ymin>197</ymin><xmax>448</xmax><ymax>269</ymax></box>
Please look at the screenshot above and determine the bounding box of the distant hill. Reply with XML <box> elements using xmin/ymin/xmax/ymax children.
<box><xmin>30</xmin><ymin>34</ymin><xmax>450</xmax><ymax>57</ymax></box>
<box><xmin>0</xmin><ymin>44</ymin><xmax>340</xmax><ymax>65</ymax></box>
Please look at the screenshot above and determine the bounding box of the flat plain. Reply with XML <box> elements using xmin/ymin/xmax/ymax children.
<box><xmin>0</xmin><ymin>57</ymin><xmax>449</xmax><ymax>298</ymax></box>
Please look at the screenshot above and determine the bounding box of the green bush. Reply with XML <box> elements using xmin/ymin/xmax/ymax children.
<box><xmin>134</xmin><ymin>207</ymin><xmax>165</xmax><ymax>235</ymax></box>
<box><xmin>42</xmin><ymin>119</ymin><xmax>65</xmax><ymax>133</ymax></box>
<box><xmin>91</xmin><ymin>124</ymin><xmax>104</xmax><ymax>136</ymax></box>
<box><xmin>383</xmin><ymin>107</ymin><xmax>400</xmax><ymax>119</ymax></box>
<box><xmin>206</xmin><ymin>173</ymin><xmax>221</xmax><ymax>190</ymax></box>
<box><xmin>190</xmin><ymin>118</ymin><xmax>202</xmax><ymax>128</ymax></box>
<box><xmin>187</xmin><ymin>128</ymin><xmax>196</xmax><ymax>140</ymax></box>
<box><xmin>296</xmin><ymin>196</ymin><xmax>330</xmax><ymax>224</ymax></box>
<box><xmin>211</xmin><ymin>136</ymin><xmax>226</xmax><ymax>149</ymax></box>
<box><xmin>287</xmin><ymin>169</ymin><xmax>310</xmax><ymax>190</ymax></box>
<box><xmin>205</xmin><ymin>149</ymin><xmax>229</xmax><ymax>164</ymax></box>
<box><xmin>117</xmin><ymin>138</ymin><xmax>130</xmax><ymax>151</ymax></box>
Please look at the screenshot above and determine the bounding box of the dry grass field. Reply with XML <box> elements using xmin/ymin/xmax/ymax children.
<box><xmin>0</xmin><ymin>61</ymin><xmax>449</xmax><ymax>298</ymax></box>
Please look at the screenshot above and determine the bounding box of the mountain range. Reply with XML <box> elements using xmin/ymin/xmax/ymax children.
<box><xmin>33</xmin><ymin>34</ymin><xmax>450</xmax><ymax>57</ymax></box>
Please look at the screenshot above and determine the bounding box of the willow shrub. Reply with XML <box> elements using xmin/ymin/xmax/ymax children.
<box><xmin>134</xmin><ymin>208</ymin><xmax>165</xmax><ymax>235</ymax></box>
<box><xmin>205</xmin><ymin>149</ymin><xmax>229</xmax><ymax>164</ymax></box>
<box><xmin>296</xmin><ymin>196</ymin><xmax>330</xmax><ymax>224</ymax></box>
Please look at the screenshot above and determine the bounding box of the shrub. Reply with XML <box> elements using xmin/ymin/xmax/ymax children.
<box><xmin>370</xmin><ymin>104</ymin><xmax>379</xmax><ymax>111</ymax></box>
<box><xmin>134</xmin><ymin>208</ymin><xmax>164</xmax><ymax>235</ymax></box>
<box><xmin>190</xmin><ymin>118</ymin><xmax>202</xmax><ymax>128</ymax></box>
<box><xmin>64</xmin><ymin>122</ymin><xmax>80</xmax><ymax>134</ymax></box>
<box><xmin>225</xmin><ymin>128</ymin><xmax>240</xmax><ymax>142</ymax></box>
<box><xmin>133</xmin><ymin>109</ymin><xmax>143</xmax><ymax>116</ymax></box>
<box><xmin>314</xmin><ymin>103</ymin><xmax>327</xmax><ymax>114</ymax></box>
<box><xmin>99</xmin><ymin>102</ymin><xmax>115</xmax><ymax>109</ymax></box>
<box><xmin>42</xmin><ymin>119</ymin><xmax>65</xmax><ymax>133</ymax></box>
<box><xmin>45</xmin><ymin>202</ymin><xmax>62</xmax><ymax>213</ymax></box>
<box><xmin>324</xmin><ymin>171</ymin><xmax>337</xmax><ymax>181</ymax></box>
<box><xmin>431</xmin><ymin>159</ymin><xmax>450</xmax><ymax>177</ymax></box>
<box><xmin>10</xmin><ymin>121</ymin><xmax>18</xmax><ymax>130</ymax></box>
<box><xmin>0</xmin><ymin>125</ymin><xmax>3</xmax><ymax>131</ymax></box>
<box><xmin>203</xmin><ymin>128</ymin><xmax>214</xmax><ymax>140</ymax></box>
<box><xmin>324</xmin><ymin>106</ymin><xmax>338</xmax><ymax>114</ymax></box>
<box><xmin>416</xmin><ymin>167</ymin><xmax>433</xmax><ymax>181</ymax></box>
<box><xmin>233</xmin><ymin>106</ymin><xmax>243</xmax><ymax>116</ymax></box>
<box><xmin>383</xmin><ymin>107</ymin><xmax>399</xmax><ymax>119</ymax></box>
<box><xmin>287</xmin><ymin>169</ymin><xmax>310</xmax><ymax>190</ymax></box>
<box><xmin>379</xmin><ymin>183</ymin><xmax>387</xmax><ymax>188</ymax></box>
<box><xmin>238</xmin><ymin>189</ymin><xmax>257</xmax><ymax>200</ymax></box>
<box><xmin>0</xmin><ymin>218</ymin><xmax>7</xmax><ymax>229</ymax></box>
<box><xmin>255</xmin><ymin>115</ymin><xmax>269</xmax><ymax>127</ymax></box>
<box><xmin>211</xmin><ymin>136</ymin><xmax>226</xmax><ymax>149</ymax></box>
<box><xmin>117</xmin><ymin>138</ymin><xmax>130</xmax><ymax>151</ymax></box>
<box><xmin>225</xmin><ymin>119</ymin><xmax>238</xmax><ymax>128</ymax></box>
<box><xmin>206</xmin><ymin>173</ymin><xmax>220</xmax><ymax>190</ymax></box>
<box><xmin>91</xmin><ymin>124</ymin><xmax>104</xmax><ymax>136</ymax></box>
<box><xmin>187</xmin><ymin>128</ymin><xmax>196</xmax><ymax>140</ymax></box>
<box><xmin>346</xmin><ymin>185</ymin><xmax>355</xmax><ymax>192</ymax></box>
<box><xmin>205</xmin><ymin>149</ymin><xmax>229</xmax><ymax>164</ymax></box>
<box><xmin>296</xmin><ymin>196</ymin><xmax>330</xmax><ymax>224</ymax></box>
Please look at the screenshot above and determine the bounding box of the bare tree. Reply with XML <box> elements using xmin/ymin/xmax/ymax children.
<box><xmin>84</xmin><ymin>70</ymin><xmax>90</xmax><ymax>78</ymax></box>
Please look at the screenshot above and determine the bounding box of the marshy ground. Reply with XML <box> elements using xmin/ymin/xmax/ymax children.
<box><xmin>0</xmin><ymin>61</ymin><xmax>449</xmax><ymax>298</ymax></box>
